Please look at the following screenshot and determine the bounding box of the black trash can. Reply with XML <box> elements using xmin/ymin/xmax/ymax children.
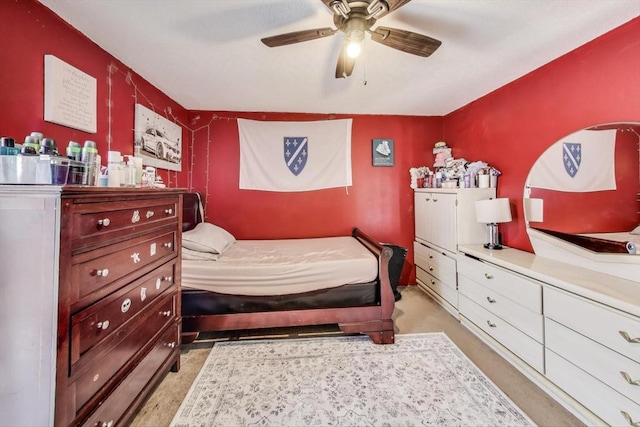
<box><xmin>382</xmin><ymin>244</ymin><xmax>407</xmax><ymax>301</ymax></box>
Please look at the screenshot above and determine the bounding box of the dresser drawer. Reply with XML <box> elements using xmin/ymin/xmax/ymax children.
<box><xmin>457</xmin><ymin>256</ymin><xmax>542</xmax><ymax>314</ymax></box>
<box><xmin>73</xmin><ymin>294</ymin><xmax>177</xmax><ymax>409</ymax></box>
<box><xmin>71</xmin><ymin>262</ymin><xmax>177</xmax><ymax>363</ymax></box>
<box><xmin>73</xmin><ymin>229</ymin><xmax>177</xmax><ymax>300</ymax></box>
<box><xmin>546</xmin><ymin>318</ymin><xmax>640</xmax><ymax>402</ymax></box>
<box><xmin>459</xmin><ymin>294</ymin><xmax>544</xmax><ymax>372</ymax></box>
<box><xmin>414</xmin><ymin>241</ymin><xmax>456</xmax><ymax>285</ymax></box>
<box><xmin>71</xmin><ymin>197</ymin><xmax>178</xmax><ymax>248</ymax></box>
<box><xmin>546</xmin><ymin>349</ymin><xmax>640</xmax><ymax>427</ymax></box>
<box><xmin>458</xmin><ymin>275</ymin><xmax>543</xmax><ymax>343</ymax></box>
<box><xmin>80</xmin><ymin>323</ymin><xmax>179</xmax><ymax>427</ymax></box>
<box><xmin>545</xmin><ymin>286</ymin><xmax>640</xmax><ymax>361</ymax></box>
<box><xmin>416</xmin><ymin>267</ymin><xmax>458</xmax><ymax>309</ymax></box>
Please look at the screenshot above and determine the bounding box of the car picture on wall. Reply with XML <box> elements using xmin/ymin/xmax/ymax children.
<box><xmin>134</xmin><ymin>103</ymin><xmax>182</xmax><ymax>171</ymax></box>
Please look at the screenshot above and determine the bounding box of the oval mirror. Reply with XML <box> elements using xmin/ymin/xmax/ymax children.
<box><xmin>523</xmin><ymin>122</ymin><xmax>640</xmax><ymax>281</ymax></box>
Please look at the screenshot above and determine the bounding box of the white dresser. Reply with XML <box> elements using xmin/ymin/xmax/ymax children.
<box><xmin>413</xmin><ymin>188</ymin><xmax>494</xmax><ymax>315</ymax></box>
<box><xmin>458</xmin><ymin>244</ymin><xmax>640</xmax><ymax>426</ymax></box>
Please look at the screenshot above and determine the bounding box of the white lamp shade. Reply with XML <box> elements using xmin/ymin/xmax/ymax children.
<box><xmin>524</xmin><ymin>198</ymin><xmax>544</xmax><ymax>222</ymax></box>
<box><xmin>475</xmin><ymin>198</ymin><xmax>512</xmax><ymax>223</ymax></box>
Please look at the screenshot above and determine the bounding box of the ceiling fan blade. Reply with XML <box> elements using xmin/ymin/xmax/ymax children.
<box><xmin>369</xmin><ymin>26</ymin><xmax>441</xmax><ymax>57</ymax></box>
<box><xmin>377</xmin><ymin>0</ymin><xmax>413</xmax><ymax>18</ymax></box>
<box><xmin>261</xmin><ymin>28</ymin><xmax>337</xmax><ymax>47</ymax></box>
<box><xmin>335</xmin><ymin>45</ymin><xmax>356</xmax><ymax>78</ymax></box>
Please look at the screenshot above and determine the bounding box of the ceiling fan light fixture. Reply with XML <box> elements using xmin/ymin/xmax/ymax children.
<box><xmin>366</xmin><ymin>0</ymin><xmax>388</xmax><ymax>19</ymax></box>
<box><xmin>330</xmin><ymin>0</ymin><xmax>351</xmax><ymax>19</ymax></box>
<box><xmin>346</xmin><ymin>39</ymin><xmax>362</xmax><ymax>58</ymax></box>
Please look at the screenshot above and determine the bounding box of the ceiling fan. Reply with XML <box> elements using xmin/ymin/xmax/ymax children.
<box><xmin>261</xmin><ymin>0</ymin><xmax>441</xmax><ymax>78</ymax></box>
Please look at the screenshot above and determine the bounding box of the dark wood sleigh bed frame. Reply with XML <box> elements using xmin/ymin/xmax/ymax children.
<box><xmin>180</xmin><ymin>192</ymin><xmax>396</xmax><ymax>344</ymax></box>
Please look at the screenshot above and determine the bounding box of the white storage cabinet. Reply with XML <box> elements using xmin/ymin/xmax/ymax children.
<box><xmin>413</xmin><ymin>188</ymin><xmax>495</xmax><ymax>315</ymax></box>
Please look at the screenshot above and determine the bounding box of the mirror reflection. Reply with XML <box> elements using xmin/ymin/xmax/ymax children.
<box><xmin>524</xmin><ymin>122</ymin><xmax>639</xmax><ymax>280</ymax></box>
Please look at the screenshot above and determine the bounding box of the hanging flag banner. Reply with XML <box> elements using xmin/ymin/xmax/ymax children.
<box><xmin>238</xmin><ymin>118</ymin><xmax>352</xmax><ymax>192</ymax></box>
<box><xmin>529</xmin><ymin>129</ymin><xmax>617</xmax><ymax>192</ymax></box>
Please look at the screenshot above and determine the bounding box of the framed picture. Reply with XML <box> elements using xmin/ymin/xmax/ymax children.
<box><xmin>133</xmin><ymin>104</ymin><xmax>182</xmax><ymax>171</ymax></box>
<box><xmin>372</xmin><ymin>138</ymin><xmax>394</xmax><ymax>167</ymax></box>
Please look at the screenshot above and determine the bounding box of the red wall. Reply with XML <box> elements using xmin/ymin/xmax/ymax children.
<box><xmin>186</xmin><ymin>111</ymin><xmax>442</xmax><ymax>284</ymax></box>
<box><xmin>2</xmin><ymin>1</ymin><xmax>639</xmax><ymax>284</ymax></box>
<box><xmin>443</xmin><ymin>17</ymin><xmax>640</xmax><ymax>251</ymax></box>
<box><xmin>0</xmin><ymin>0</ymin><xmax>190</xmax><ymax>188</ymax></box>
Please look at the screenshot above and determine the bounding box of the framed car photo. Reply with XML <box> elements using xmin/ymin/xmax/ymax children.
<box><xmin>134</xmin><ymin>103</ymin><xmax>182</xmax><ymax>171</ymax></box>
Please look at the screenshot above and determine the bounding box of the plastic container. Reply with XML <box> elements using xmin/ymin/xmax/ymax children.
<box><xmin>0</xmin><ymin>155</ymin><xmax>51</xmax><ymax>184</ymax></box>
<box><xmin>50</xmin><ymin>157</ymin><xmax>70</xmax><ymax>184</ymax></box>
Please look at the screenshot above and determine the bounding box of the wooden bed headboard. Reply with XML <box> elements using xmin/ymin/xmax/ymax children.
<box><xmin>183</xmin><ymin>192</ymin><xmax>203</xmax><ymax>232</ymax></box>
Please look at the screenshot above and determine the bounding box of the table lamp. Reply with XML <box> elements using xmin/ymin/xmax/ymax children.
<box><xmin>475</xmin><ymin>198</ymin><xmax>512</xmax><ymax>249</ymax></box>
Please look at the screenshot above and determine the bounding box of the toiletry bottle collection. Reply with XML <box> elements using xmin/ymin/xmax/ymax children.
<box><xmin>0</xmin><ymin>132</ymin><xmax>160</xmax><ymax>187</ymax></box>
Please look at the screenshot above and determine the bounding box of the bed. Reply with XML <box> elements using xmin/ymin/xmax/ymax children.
<box><xmin>179</xmin><ymin>192</ymin><xmax>396</xmax><ymax>344</ymax></box>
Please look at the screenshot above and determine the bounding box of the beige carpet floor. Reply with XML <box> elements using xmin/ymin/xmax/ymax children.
<box><xmin>131</xmin><ymin>286</ymin><xmax>584</xmax><ymax>427</ymax></box>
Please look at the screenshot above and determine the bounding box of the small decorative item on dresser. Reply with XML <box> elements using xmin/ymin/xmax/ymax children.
<box><xmin>475</xmin><ymin>198</ymin><xmax>512</xmax><ymax>249</ymax></box>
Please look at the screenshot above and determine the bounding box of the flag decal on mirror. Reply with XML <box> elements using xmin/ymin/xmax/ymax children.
<box><xmin>563</xmin><ymin>142</ymin><xmax>581</xmax><ymax>177</ymax></box>
<box><xmin>284</xmin><ymin>137</ymin><xmax>308</xmax><ymax>176</ymax></box>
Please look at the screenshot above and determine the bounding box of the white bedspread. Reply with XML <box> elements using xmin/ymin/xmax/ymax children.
<box><xmin>182</xmin><ymin>236</ymin><xmax>379</xmax><ymax>296</ymax></box>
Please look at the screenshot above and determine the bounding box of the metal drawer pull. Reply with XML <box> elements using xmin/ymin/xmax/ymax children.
<box><xmin>428</xmin><ymin>255</ymin><xmax>433</xmax><ymax>259</ymax></box>
<box><xmin>166</xmin><ymin>342</ymin><xmax>176</xmax><ymax>348</ymax></box>
<box><xmin>165</xmin><ymin>208</ymin><xmax>173</xmax><ymax>215</ymax></box>
<box><xmin>97</xmin><ymin>218</ymin><xmax>111</xmax><ymax>227</ymax></box>
<box><xmin>96</xmin><ymin>320</ymin><xmax>110</xmax><ymax>330</ymax></box>
<box><xmin>428</xmin><ymin>266</ymin><xmax>434</xmax><ymax>271</ymax></box>
<box><xmin>487</xmin><ymin>320</ymin><xmax>497</xmax><ymax>328</ymax></box>
<box><xmin>486</xmin><ymin>296</ymin><xmax>496</xmax><ymax>303</ymax></box>
<box><xmin>162</xmin><ymin>275</ymin><xmax>173</xmax><ymax>282</ymax></box>
<box><xmin>484</xmin><ymin>273</ymin><xmax>494</xmax><ymax>279</ymax></box>
<box><xmin>621</xmin><ymin>411</ymin><xmax>640</xmax><ymax>427</ymax></box>
<box><xmin>163</xmin><ymin>242</ymin><xmax>173</xmax><ymax>249</ymax></box>
<box><xmin>146</xmin><ymin>210</ymin><xmax>155</xmax><ymax>218</ymax></box>
<box><xmin>96</xmin><ymin>269</ymin><xmax>110</xmax><ymax>277</ymax></box>
<box><xmin>425</xmin><ymin>198</ymin><xmax>430</xmax><ymax>202</ymax></box>
<box><xmin>620</xmin><ymin>331</ymin><xmax>640</xmax><ymax>343</ymax></box>
<box><xmin>430</xmin><ymin>279</ymin><xmax>436</xmax><ymax>285</ymax></box>
<box><xmin>621</xmin><ymin>371</ymin><xmax>640</xmax><ymax>386</ymax></box>
<box><xmin>99</xmin><ymin>421</ymin><xmax>114</xmax><ymax>427</ymax></box>
<box><xmin>433</xmin><ymin>198</ymin><xmax>438</xmax><ymax>202</ymax></box>
<box><xmin>160</xmin><ymin>310</ymin><xmax>172</xmax><ymax>317</ymax></box>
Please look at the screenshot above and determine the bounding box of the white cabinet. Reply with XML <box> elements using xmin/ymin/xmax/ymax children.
<box><xmin>414</xmin><ymin>188</ymin><xmax>495</xmax><ymax>253</ymax></box>
<box><xmin>457</xmin><ymin>254</ymin><xmax>544</xmax><ymax>373</ymax></box>
<box><xmin>458</xmin><ymin>244</ymin><xmax>640</xmax><ymax>426</ymax></box>
<box><xmin>413</xmin><ymin>188</ymin><xmax>495</xmax><ymax>314</ymax></box>
<box><xmin>544</xmin><ymin>287</ymin><xmax>640</xmax><ymax>426</ymax></box>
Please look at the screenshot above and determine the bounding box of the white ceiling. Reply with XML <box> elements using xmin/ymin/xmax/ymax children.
<box><xmin>39</xmin><ymin>0</ymin><xmax>639</xmax><ymax>116</ymax></box>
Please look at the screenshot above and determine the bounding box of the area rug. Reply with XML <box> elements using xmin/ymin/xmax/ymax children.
<box><xmin>170</xmin><ymin>332</ymin><xmax>535</xmax><ymax>426</ymax></box>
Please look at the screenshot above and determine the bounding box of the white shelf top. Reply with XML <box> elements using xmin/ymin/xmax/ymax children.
<box><xmin>458</xmin><ymin>244</ymin><xmax>640</xmax><ymax>317</ymax></box>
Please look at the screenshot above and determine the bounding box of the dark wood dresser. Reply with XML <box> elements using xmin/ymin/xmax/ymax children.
<box><xmin>0</xmin><ymin>186</ymin><xmax>183</xmax><ymax>427</ymax></box>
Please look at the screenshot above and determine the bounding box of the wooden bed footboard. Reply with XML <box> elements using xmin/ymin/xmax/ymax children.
<box><xmin>181</xmin><ymin>227</ymin><xmax>396</xmax><ymax>344</ymax></box>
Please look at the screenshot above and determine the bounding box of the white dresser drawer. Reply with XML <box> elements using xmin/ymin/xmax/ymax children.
<box><xmin>546</xmin><ymin>349</ymin><xmax>640</xmax><ymax>427</ymax></box>
<box><xmin>416</xmin><ymin>267</ymin><xmax>458</xmax><ymax>309</ymax></box>
<box><xmin>546</xmin><ymin>318</ymin><xmax>640</xmax><ymax>403</ymax></box>
<box><xmin>457</xmin><ymin>256</ymin><xmax>542</xmax><ymax>313</ymax></box>
<box><xmin>414</xmin><ymin>241</ymin><xmax>456</xmax><ymax>285</ymax></box>
<box><xmin>459</xmin><ymin>294</ymin><xmax>544</xmax><ymax>372</ymax></box>
<box><xmin>545</xmin><ymin>286</ymin><xmax>640</xmax><ymax>361</ymax></box>
<box><xmin>458</xmin><ymin>275</ymin><xmax>543</xmax><ymax>343</ymax></box>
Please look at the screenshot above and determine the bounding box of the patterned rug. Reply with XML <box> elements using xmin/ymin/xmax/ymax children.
<box><xmin>170</xmin><ymin>332</ymin><xmax>535</xmax><ymax>426</ymax></box>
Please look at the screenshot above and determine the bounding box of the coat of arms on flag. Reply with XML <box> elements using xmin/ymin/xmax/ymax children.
<box><xmin>284</xmin><ymin>137</ymin><xmax>308</xmax><ymax>176</ymax></box>
<box><xmin>563</xmin><ymin>142</ymin><xmax>581</xmax><ymax>177</ymax></box>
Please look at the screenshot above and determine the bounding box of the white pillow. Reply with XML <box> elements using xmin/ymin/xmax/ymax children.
<box><xmin>182</xmin><ymin>222</ymin><xmax>236</xmax><ymax>254</ymax></box>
